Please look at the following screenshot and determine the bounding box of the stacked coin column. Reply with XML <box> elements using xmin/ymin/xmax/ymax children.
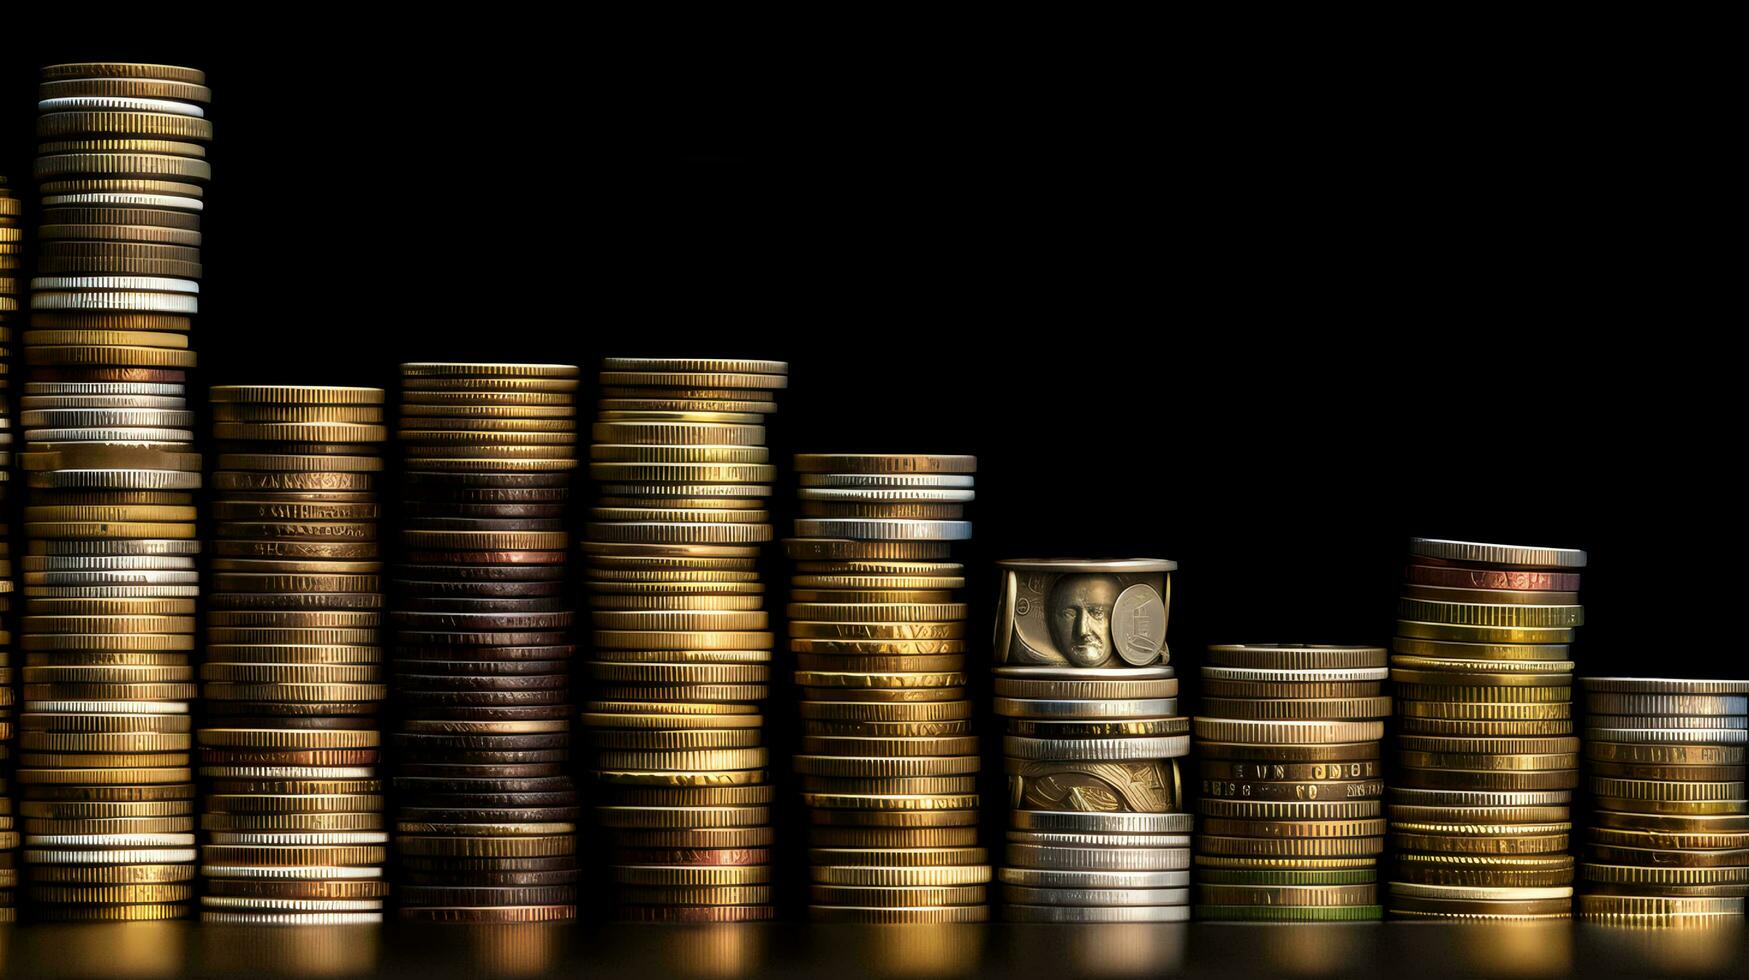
<box><xmin>1193</xmin><ymin>644</ymin><xmax>1388</xmax><ymax>921</ymax></box>
<box><xmin>785</xmin><ymin>453</ymin><xmax>989</xmax><ymax>924</ymax></box>
<box><xmin>17</xmin><ymin>61</ymin><xmax>210</xmax><ymax>922</ymax></box>
<box><xmin>390</xmin><ymin>362</ymin><xmax>581</xmax><ymax>924</ymax></box>
<box><xmin>1386</xmin><ymin>538</ymin><xmax>1586</xmax><ymax>920</ymax></box>
<box><xmin>1578</xmin><ymin>677</ymin><xmax>1749</xmax><ymax>923</ymax></box>
<box><xmin>581</xmin><ymin>357</ymin><xmax>785</xmax><ymax>923</ymax></box>
<box><xmin>991</xmin><ymin>559</ymin><xmax>1190</xmax><ymax>923</ymax></box>
<box><xmin>198</xmin><ymin>386</ymin><xmax>388</xmax><ymax>923</ymax></box>
<box><xmin>0</xmin><ymin>175</ymin><xmax>15</xmax><ymax>921</ymax></box>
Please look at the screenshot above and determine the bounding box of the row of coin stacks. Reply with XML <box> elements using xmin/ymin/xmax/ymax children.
<box><xmin>198</xmin><ymin>386</ymin><xmax>388</xmax><ymax>923</ymax></box>
<box><xmin>1386</xmin><ymin>538</ymin><xmax>1586</xmax><ymax>920</ymax></box>
<box><xmin>992</xmin><ymin>560</ymin><xmax>1190</xmax><ymax>922</ymax></box>
<box><xmin>18</xmin><ymin>61</ymin><xmax>211</xmax><ymax>921</ymax></box>
<box><xmin>1</xmin><ymin>175</ymin><xmax>15</xmax><ymax>920</ymax></box>
<box><xmin>581</xmin><ymin>358</ymin><xmax>785</xmax><ymax>922</ymax></box>
<box><xmin>1578</xmin><ymin>677</ymin><xmax>1749</xmax><ymax>923</ymax></box>
<box><xmin>785</xmin><ymin>453</ymin><xmax>990</xmax><ymax>923</ymax></box>
<box><xmin>1194</xmin><ymin>645</ymin><xmax>1388</xmax><ymax>920</ymax></box>
<box><xmin>390</xmin><ymin>363</ymin><xmax>582</xmax><ymax>923</ymax></box>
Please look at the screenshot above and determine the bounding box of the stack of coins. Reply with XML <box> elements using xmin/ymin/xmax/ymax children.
<box><xmin>198</xmin><ymin>385</ymin><xmax>389</xmax><ymax>923</ymax></box>
<box><xmin>1386</xmin><ymin>537</ymin><xmax>1587</xmax><ymax>920</ymax></box>
<box><xmin>784</xmin><ymin>453</ymin><xmax>989</xmax><ymax>924</ymax></box>
<box><xmin>580</xmin><ymin>357</ymin><xmax>785</xmax><ymax>923</ymax></box>
<box><xmin>0</xmin><ymin>174</ymin><xmax>14</xmax><ymax>922</ymax></box>
<box><xmin>1193</xmin><ymin>644</ymin><xmax>1388</xmax><ymax>921</ymax></box>
<box><xmin>1578</xmin><ymin>677</ymin><xmax>1749</xmax><ymax>924</ymax></box>
<box><xmin>390</xmin><ymin>362</ymin><xmax>581</xmax><ymax>923</ymax></box>
<box><xmin>16</xmin><ymin>62</ymin><xmax>211</xmax><ymax>922</ymax></box>
<box><xmin>992</xmin><ymin>559</ymin><xmax>1189</xmax><ymax>923</ymax></box>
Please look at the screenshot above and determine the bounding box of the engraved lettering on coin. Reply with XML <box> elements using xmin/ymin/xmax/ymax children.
<box><xmin>1110</xmin><ymin>584</ymin><xmax>1165</xmax><ymax>666</ymax></box>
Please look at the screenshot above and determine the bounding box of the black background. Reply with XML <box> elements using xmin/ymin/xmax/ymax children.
<box><xmin>1</xmin><ymin>17</ymin><xmax>1738</xmax><ymax>953</ymax></box>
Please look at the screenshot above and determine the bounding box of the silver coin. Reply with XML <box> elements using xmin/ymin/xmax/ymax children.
<box><xmin>200</xmin><ymin>912</ymin><xmax>384</xmax><ymax>925</ymax></box>
<box><xmin>24</xmin><ymin>382</ymin><xmax>187</xmax><ymax>396</ymax></box>
<box><xmin>1006</xmin><ymin>843</ymin><xmax>1190</xmax><ymax>872</ymax></box>
<box><xmin>1003</xmin><ymin>734</ymin><xmax>1189</xmax><ymax>761</ymax></box>
<box><xmin>32</xmin><ymin>275</ymin><xmax>200</xmax><ymax>293</ymax></box>
<box><xmin>1112</xmin><ymin>583</ymin><xmax>1167</xmax><ymax>665</ymax></box>
<box><xmin>39</xmin><ymin>95</ymin><xmax>206</xmax><ymax>116</ymax></box>
<box><xmin>25</xmin><ymin>700</ymin><xmax>190</xmax><ymax>714</ymax></box>
<box><xmin>1003</xmin><ymin>904</ymin><xmax>1189</xmax><ymax>923</ymax></box>
<box><xmin>1001</xmin><ymin>884</ymin><xmax>1190</xmax><ymax>907</ymax></box>
<box><xmin>992</xmin><ymin>697</ymin><xmax>1176</xmax><ymax>719</ymax></box>
<box><xmin>797</xmin><ymin>487</ymin><xmax>976</xmax><ymax>503</ymax></box>
<box><xmin>21</xmin><ymin>395</ymin><xmax>188</xmax><ymax>410</ymax></box>
<box><xmin>998</xmin><ymin>867</ymin><xmax>1191</xmax><ymax>889</ymax></box>
<box><xmin>1202</xmin><ymin>665</ymin><xmax>1390</xmax><ymax>683</ymax></box>
<box><xmin>26</xmin><ymin>833</ymin><xmax>196</xmax><ymax>847</ymax></box>
<box><xmin>25</xmin><ymin>848</ymin><xmax>197</xmax><ymax>865</ymax></box>
<box><xmin>994</xmin><ymin>666</ymin><xmax>1176</xmax><ymax>680</ymax></box>
<box><xmin>41</xmin><ymin>192</ymin><xmax>203</xmax><ymax>211</ymax></box>
<box><xmin>1011</xmin><ymin>811</ymin><xmax>1194</xmax><ymax>835</ymax></box>
<box><xmin>205</xmin><ymin>832</ymin><xmax>389</xmax><ymax>846</ymax></box>
<box><xmin>1007</xmin><ymin>831</ymin><xmax>1192</xmax><ymax>848</ymax></box>
<box><xmin>30</xmin><ymin>291</ymin><xmax>200</xmax><ymax>313</ymax></box>
<box><xmin>800</xmin><ymin>473</ymin><xmax>975</xmax><ymax>489</ymax></box>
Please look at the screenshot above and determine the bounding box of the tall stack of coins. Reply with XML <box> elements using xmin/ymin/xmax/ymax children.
<box><xmin>1578</xmin><ymin>677</ymin><xmax>1749</xmax><ymax>924</ymax></box>
<box><xmin>17</xmin><ymin>62</ymin><xmax>210</xmax><ymax>922</ymax></box>
<box><xmin>785</xmin><ymin>453</ymin><xmax>988</xmax><ymax>924</ymax></box>
<box><xmin>0</xmin><ymin>175</ymin><xmax>15</xmax><ymax>921</ymax></box>
<box><xmin>391</xmin><ymin>363</ymin><xmax>582</xmax><ymax>923</ymax></box>
<box><xmin>1386</xmin><ymin>538</ymin><xmax>1586</xmax><ymax>920</ymax></box>
<box><xmin>1193</xmin><ymin>644</ymin><xmax>1388</xmax><ymax>921</ymax></box>
<box><xmin>992</xmin><ymin>559</ymin><xmax>1189</xmax><ymax>923</ymax></box>
<box><xmin>198</xmin><ymin>386</ymin><xmax>388</xmax><ymax>923</ymax></box>
<box><xmin>580</xmin><ymin>357</ymin><xmax>785</xmax><ymax>922</ymax></box>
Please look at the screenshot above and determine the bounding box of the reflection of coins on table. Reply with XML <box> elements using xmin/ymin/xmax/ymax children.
<box><xmin>994</xmin><ymin>559</ymin><xmax>1174</xmax><ymax>668</ymax></box>
<box><xmin>1387</xmin><ymin>539</ymin><xmax>1587</xmax><ymax>919</ymax></box>
<box><xmin>788</xmin><ymin>455</ymin><xmax>986</xmax><ymax>922</ymax></box>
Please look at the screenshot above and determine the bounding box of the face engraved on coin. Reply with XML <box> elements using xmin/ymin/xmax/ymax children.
<box><xmin>1048</xmin><ymin>575</ymin><xmax>1120</xmax><ymax>668</ymax></box>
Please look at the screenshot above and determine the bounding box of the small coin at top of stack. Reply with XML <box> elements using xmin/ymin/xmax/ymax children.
<box><xmin>581</xmin><ymin>357</ymin><xmax>785</xmax><ymax>923</ymax></box>
<box><xmin>1193</xmin><ymin>644</ymin><xmax>1388</xmax><ymax>921</ymax></box>
<box><xmin>991</xmin><ymin>559</ymin><xmax>1189</xmax><ymax>923</ymax></box>
<box><xmin>1386</xmin><ymin>537</ymin><xmax>1586</xmax><ymax>921</ymax></box>
<box><xmin>15</xmin><ymin>61</ymin><xmax>210</xmax><ymax>922</ymax></box>
<box><xmin>785</xmin><ymin>452</ymin><xmax>989</xmax><ymax>924</ymax></box>
<box><xmin>1577</xmin><ymin>677</ymin><xmax>1749</xmax><ymax>925</ymax></box>
<box><xmin>198</xmin><ymin>385</ymin><xmax>389</xmax><ymax>924</ymax></box>
<box><xmin>390</xmin><ymin>363</ymin><xmax>581</xmax><ymax>924</ymax></box>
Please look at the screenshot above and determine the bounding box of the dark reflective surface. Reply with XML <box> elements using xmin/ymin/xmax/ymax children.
<box><xmin>2</xmin><ymin>921</ymin><xmax>1747</xmax><ymax>979</ymax></box>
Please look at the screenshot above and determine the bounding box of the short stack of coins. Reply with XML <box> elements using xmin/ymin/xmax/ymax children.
<box><xmin>1193</xmin><ymin>644</ymin><xmax>1388</xmax><ymax>921</ymax></box>
<box><xmin>992</xmin><ymin>559</ymin><xmax>1189</xmax><ymax>923</ymax></box>
<box><xmin>1386</xmin><ymin>537</ymin><xmax>1587</xmax><ymax>920</ymax></box>
<box><xmin>580</xmin><ymin>357</ymin><xmax>785</xmax><ymax>923</ymax></box>
<box><xmin>1578</xmin><ymin>677</ymin><xmax>1749</xmax><ymax>924</ymax></box>
<box><xmin>198</xmin><ymin>385</ymin><xmax>389</xmax><ymax>924</ymax></box>
<box><xmin>390</xmin><ymin>363</ymin><xmax>582</xmax><ymax>923</ymax></box>
<box><xmin>785</xmin><ymin>452</ymin><xmax>989</xmax><ymax>924</ymax></box>
<box><xmin>16</xmin><ymin>62</ymin><xmax>211</xmax><ymax>922</ymax></box>
<box><xmin>0</xmin><ymin>174</ymin><xmax>15</xmax><ymax>921</ymax></box>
